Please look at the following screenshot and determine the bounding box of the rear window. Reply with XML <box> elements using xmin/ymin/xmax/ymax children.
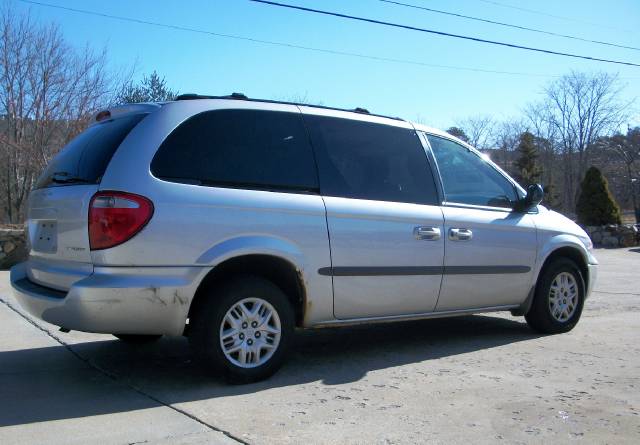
<box><xmin>150</xmin><ymin>109</ymin><xmax>318</xmax><ymax>193</ymax></box>
<box><xmin>35</xmin><ymin>114</ymin><xmax>145</xmax><ymax>189</ymax></box>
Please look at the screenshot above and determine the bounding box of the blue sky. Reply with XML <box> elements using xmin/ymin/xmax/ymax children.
<box><xmin>13</xmin><ymin>0</ymin><xmax>640</xmax><ymax>129</ymax></box>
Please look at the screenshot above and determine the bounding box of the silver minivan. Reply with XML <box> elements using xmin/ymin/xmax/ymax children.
<box><xmin>11</xmin><ymin>94</ymin><xmax>598</xmax><ymax>382</ymax></box>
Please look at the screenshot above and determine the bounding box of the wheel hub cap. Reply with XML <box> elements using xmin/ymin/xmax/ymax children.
<box><xmin>219</xmin><ymin>297</ymin><xmax>281</xmax><ymax>368</ymax></box>
<box><xmin>548</xmin><ymin>272</ymin><xmax>578</xmax><ymax>322</ymax></box>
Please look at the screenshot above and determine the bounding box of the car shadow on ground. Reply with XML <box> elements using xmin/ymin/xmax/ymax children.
<box><xmin>0</xmin><ymin>314</ymin><xmax>542</xmax><ymax>427</ymax></box>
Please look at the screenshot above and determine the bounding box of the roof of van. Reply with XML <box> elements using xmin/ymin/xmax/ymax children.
<box><xmin>173</xmin><ymin>93</ymin><xmax>455</xmax><ymax>137</ymax></box>
<box><xmin>93</xmin><ymin>93</ymin><xmax>455</xmax><ymax>142</ymax></box>
<box><xmin>173</xmin><ymin>93</ymin><xmax>407</xmax><ymax>122</ymax></box>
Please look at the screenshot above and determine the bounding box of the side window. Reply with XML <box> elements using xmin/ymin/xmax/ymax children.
<box><xmin>151</xmin><ymin>109</ymin><xmax>318</xmax><ymax>192</ymax></box>
<box><xmin>305</xmin><ymin>115</ymin><xmax>438</xmax><ymax>205</ymax></box>
<box><xmin>427</xmin><ymin>134</ymin><xmax>517</xmax><ymax>208</ymax></box>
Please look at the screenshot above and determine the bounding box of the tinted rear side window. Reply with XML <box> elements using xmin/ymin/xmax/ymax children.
<box><xmin>304</xmin><ymin>115</ymin><xmax>438</xmax><ymax>205</ymax></box>
<box><xmin>151</xmin><ymin>109</ymin><xmax>318</xmax><ymax>192</ymax></box>
<box><xmin>35</xmin><ymin>114</ymin><xmax>145</xmax><ymax>189</ymax></box>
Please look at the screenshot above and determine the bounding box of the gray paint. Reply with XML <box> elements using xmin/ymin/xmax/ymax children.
<box><xmin>10</xmin><ymin>98</ymin><xmax>597</xmax><ymax>335</ymax></box>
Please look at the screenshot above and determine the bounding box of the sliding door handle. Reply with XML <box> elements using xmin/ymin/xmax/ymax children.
<box><xmin>414</xmin><ymin>226</ymin><xmax>441</xmax><ymax>241</ymax></box>
<box><xmin>449</xmin><ymin>228</ymin><xmax>473</xmax><ymax>241</ymax></box>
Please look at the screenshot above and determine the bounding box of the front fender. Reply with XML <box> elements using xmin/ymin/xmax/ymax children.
<box><xmin>534</xmin><ymin>233</ymin><xmax>596</xmax><ymax>285</ymax></box>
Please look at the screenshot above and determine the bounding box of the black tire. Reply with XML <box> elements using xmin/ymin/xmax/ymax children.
<box><xmin>114</xmin><ymin>334</ymin><xmax>162</xmax><ymax>343</ymax></box>
<box><xmin>525</xmin><ymin>257</ymin><xmax>585</xmax><ymax>334</ymax></box>
<box><xmin>188</xmin><ymin>275</ymin><xmax>294</xmax><ymax>384</ymax></box>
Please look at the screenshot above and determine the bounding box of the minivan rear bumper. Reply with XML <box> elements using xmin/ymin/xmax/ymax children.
<box><xmin>10</xmin><ymin>262</ymin><xmax>205</xmax><ymax>336</ymax></box>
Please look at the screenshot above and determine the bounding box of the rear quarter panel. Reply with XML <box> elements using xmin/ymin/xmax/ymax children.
<box><xmin>96</xmin><ymin>100</ymin><xmax>334</xmax><ymax>325</ymax></box>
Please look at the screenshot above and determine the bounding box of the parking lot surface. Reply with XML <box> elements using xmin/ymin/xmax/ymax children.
<box><xmin>1</xmin><ymin>248</ymin><xmax>639</xmax><ymax>444</ymax></box>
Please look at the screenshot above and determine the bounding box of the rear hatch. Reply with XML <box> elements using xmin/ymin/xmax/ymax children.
<box><xmin>25</xmin><ymin>113</ymin><xmax>146</xmax><ymax>291</ymax></box>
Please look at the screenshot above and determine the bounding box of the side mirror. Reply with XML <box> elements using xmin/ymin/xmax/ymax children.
<box><xmin>516</xmin><ymin>184</ymin><xmax>544</xmax><ymax>212</ymax></box>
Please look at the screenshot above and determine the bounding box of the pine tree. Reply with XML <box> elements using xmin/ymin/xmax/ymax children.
<box><xmin>542</xmin><ymin>181</ymin><xmax>561</xmax><ymax>210</ymax></box>
<box><xmin>514</xmin><ymin>131</ymin><xmax>541</xmax><ymax>186</ymax></box>
<box><xmin>576</xmin><ymin>167</ymin><xmax>622</xmax><ymax>226</ymax></box>
<box><xmin>446</xmin><ymin>127</ymin><xmax>469</xmax><ymax>143</ymax></box>
<box><xmin>116</xmin><ymin>71</ymin><xmax>177</xmax><ymax>104</ymax></box>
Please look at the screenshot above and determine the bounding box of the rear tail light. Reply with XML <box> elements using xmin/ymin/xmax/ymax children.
<box><xmin>89</xmin><ymin>191</ymin><xmax>154</xmax><ymax>250</ymax></box>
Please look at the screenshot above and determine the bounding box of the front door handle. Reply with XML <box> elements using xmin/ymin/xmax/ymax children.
<box><xmin>449</xmin><ymin>228</ymin><xmax>473</xmax><ymax>241</ymax></box>
<box><xmin>414</xmin><ymin>226</ymin><xmax>441</xmax><ymax>241</ymax></box>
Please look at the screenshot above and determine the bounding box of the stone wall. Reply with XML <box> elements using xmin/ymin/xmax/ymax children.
<box><xmin>585</xmin><ymin>224</ymin><xmax>640</xmax><ymax>248</ymax></box>
<box><xmin>0</xmin><ymin>228</ymin><xmax>27</xmax><ymax>269</ymax></box>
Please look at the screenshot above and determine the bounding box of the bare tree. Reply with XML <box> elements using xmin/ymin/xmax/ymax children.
<box><xmin>455</xmin><ymin>115</ymin><xmax>496</xmax><ymax>150</ymax></box>
<box><xmin>0</xmin><ymin>5</ymin><xmax>115</xmax><ymax>222</ymax></box>
<box><xmin>532</xmin><ymin>71</ymin><xmax>632</xmax><ymax>211</ymax></box>
<box><xmin>273</xmin><ymin>92</ymin><xmax>323</xmax><ymax>106</ymax></box>
<box><xmin>525</xmin><ymin>103</ymin><xmax>561</xmax><ymax>203</ymax></box>
<box><xmin>491</xmin><ymin>119</ymin><xmax>526</xmax><ymax>173</ymax></box>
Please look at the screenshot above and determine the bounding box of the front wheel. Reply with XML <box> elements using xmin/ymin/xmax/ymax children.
<box><xmin>189</xmin><ymin>276</ymin><xmax>294</xmax><ymax>383</ymax></box>
<box><xmin>526</xmin><ymin>258</ymin><xmax>585</xmax><ymax>334</ymax></box>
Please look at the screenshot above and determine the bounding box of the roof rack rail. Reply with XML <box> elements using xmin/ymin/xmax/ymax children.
<box><xmin>175</xmin><ymin>92</ymin><xmax>247</xmax><ymax>101</ymax></box>
<box><xmin>175</xmin><ymin>93</ymin><xmax>203</xmax><ymax>100</ymax></box>
<box><xmin>227</xmin><ymin>92</ymin><xmax>248</xmax><ymax>100</ymax></box>
<box><xmin>173</xmin><ymin>93</ymin><xmax>403</xmax><ymax>121</ymax></box>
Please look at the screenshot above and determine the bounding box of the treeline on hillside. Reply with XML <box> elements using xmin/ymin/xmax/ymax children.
<box><xmin>1</xmin><ymin>5</ymin><xmax>638</xmax><ymax>224</ymax></box>
<box><xmin>446</xmin><ymin>72</ymin><xmax>638</xmax><ymax>220</ymax></box>
<box><xmin>0</xmin><ymin>6</ymin><xmax>176</xmax><ymax>223</ymax></box>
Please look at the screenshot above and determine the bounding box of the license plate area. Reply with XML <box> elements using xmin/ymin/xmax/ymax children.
<box><xmin>33</xmin><ymin>221</ymin><xmax>58</xmax><ymax>253</ymax></box>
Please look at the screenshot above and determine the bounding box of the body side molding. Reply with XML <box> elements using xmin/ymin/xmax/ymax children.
<box><xmin>318</xmin><ymin>265</ymin><xmax>531</xmax><ymax>276</ymax></box>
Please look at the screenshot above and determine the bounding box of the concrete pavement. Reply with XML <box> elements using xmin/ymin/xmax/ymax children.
<box><xmin>1</xmin><ymin>248</ymin><xmax>639</xmax><ymax>444</ymax></box>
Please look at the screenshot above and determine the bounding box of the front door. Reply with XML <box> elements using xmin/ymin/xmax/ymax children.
<box><xmin>425</xmin><ymin>133</ymin><xmax>537</xmax><ymax>311</ymax></box>
<box><xmin>302</xmin><ymin>110</ymin><xmax>445</xmax><ymax>319</ymax></box>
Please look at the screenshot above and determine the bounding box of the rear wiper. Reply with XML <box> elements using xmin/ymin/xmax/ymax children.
<box><xmin>51</xmin><ymin>172</ymin><xmax>93</xmax><ymax>184</ymax></box>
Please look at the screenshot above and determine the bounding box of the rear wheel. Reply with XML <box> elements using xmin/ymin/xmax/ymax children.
<box><xmin>114</xmin><ymin>334</ymin><xmax>162</xmax><ymax>343</ymax></box>
<box><xmin>189</xmin><ymin>275</ymin><xmax>294</xmax><ymax>383</ymax></box>
<box><xmin>525</xmin><ymin>258</ymin><xmax>585</xmax><ymax>334</ymax></box>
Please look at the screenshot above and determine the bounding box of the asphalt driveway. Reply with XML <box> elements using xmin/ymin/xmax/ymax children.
<box><xmin>1</xmin><ymin>248</ymin><xmax>638</xmax><ymax>444</ymax></box>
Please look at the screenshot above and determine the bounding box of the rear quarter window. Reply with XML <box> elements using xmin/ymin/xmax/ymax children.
<box><xmin>35</xmin><ymin>114</ymin><xmax>145</xmax><ymax>189</ymax></box>
<box><xmin>150</xmin><ymin>109</ymin><xmax>319</xmax><ymax>192</ymax></box>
